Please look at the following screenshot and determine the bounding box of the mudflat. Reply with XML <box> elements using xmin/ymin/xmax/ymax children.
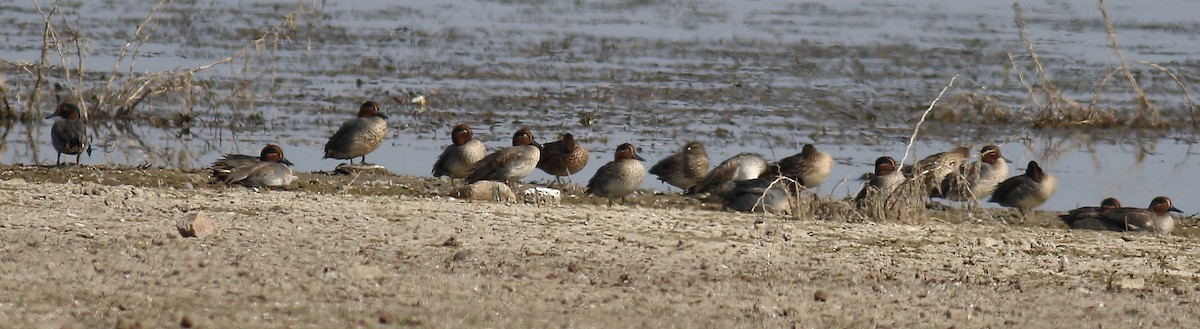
<box><xmin>0</xmin><ymin>165</ymin><xmax>1197</xmax><ymax>328</ymax></box>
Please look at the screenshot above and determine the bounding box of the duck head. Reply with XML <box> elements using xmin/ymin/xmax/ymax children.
<box><xmin>357</xmin><ymin>100</ymin><xmax>388</xmax><ymax>119</ymax></box>
<box><xmin>260</xmin><ymin>144</ymin><xmax>294</xmax><ymax>166</ymax></box>
<box><xmin>512</xmin><ymin>128</ymin><xmax>541</xmax><ymax>148</ymax></box>
<box><xmin>451</xmin><ymin>124</ymin><xmax>474</xmax><ymax>146</ymax></box>
<box><xmin>615</xmin><ymin>143</ymin><xmax>646</xmax><ymax>161</ymax></box>
<box><xmin>873</xmin><ymin>156</ymin><xmax>897</xmax><ymax>176</ymax></box>
<box><xmin>46</xmin><ymin>101</ymin><xmax>83</xmax><ymax>120</ymax></box>
<box><xmin>1150</xmin><ymin>196</ymin><xmax>1182</xmax><ymax>214</ymax></box>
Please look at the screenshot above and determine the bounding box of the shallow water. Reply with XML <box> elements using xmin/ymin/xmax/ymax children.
<box><xmin>2</xmin><ymin>0</ymin><xmax>1198</xmax><ymax>212</ymax></box>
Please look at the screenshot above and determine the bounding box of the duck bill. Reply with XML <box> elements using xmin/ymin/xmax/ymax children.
<box><xmin>45</xmin><ymin>112</ymin><xmax>60</xmax><ymax>119</ymax></box>
<box><xmin>634</xmin><ymin>154</ymin><xmax>647</xmax><ymax>161</ymax></box>
<box><xmin>376</xmin><ymin>113</ymin><xmax>389</xmax><ymax>120</ymax></box>
<box><xmin>281</xmin><ymin>158</ymin><xmax>295</xmax><ymax>166</ymax></box>
<box><xmin>1169</xmin><ymin>206</ymin><xmax>1183</xmax><ymax>213</ymax></box>
<box><xmin>529</xmin><ymin>141</ymin><xmax>542</xmax><ymax>149</ymax></box>
<box><xmin>1002</xmin><ymin>157</ymin><xmax>1013</xmax><ymax>163</ymax></box>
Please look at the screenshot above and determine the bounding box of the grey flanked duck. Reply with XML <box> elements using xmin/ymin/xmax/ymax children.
<box><xmin>720</xmin><ymin>177</ymin><xmax>792</xmax><ymax>213</ymax></box>
<box><xmin>211</xmin><ymin>144</ymin><xmax>296</xmax><ymax>188</ymax></box>
<box><xmin>989</xmin><ymin>161</ymin><xmax>1057</xmax><ymax>217</ymax></box>
<box><xmin>1058</xmin><ymin>197</ymin><xmax>1122</xmax><ymax>230</ymax></box>
<box><xmin>934</xmin><ymin>144</ymin><xmax>1009</xmax><ymax>201</ymax></box>
<box><xmin>324</xmin><ymin>100</ymin><xmax>389</xmax><ymax>165</ymax></box>
<box><xmin>45</xmin><ymin>100</ymin><xmax>89</xmax><ymax>166</ymax></box>
<box><xmin>432</xmin><ymin>124</ymin><xmax>487</xmax><ymax>182</ymax></box>
<box><xmin>586</xmin><ymin>143</ymin><xmax>646</xmax><ymax>207</ymax></box>
<box><xmin>466</xmin><ymin>128</ymin><xmax>541</xmax><ymax>185</ymax></box>
<box><xmin>854</xmin><ymin>156</ymin><xmax>905</xmax><ymax>208</ymax></box>
<box><xmin>1085</xmin><ymin>197</ymin><xmax>1181</xmax><ymax>235</ymax></box>
<box><xmin>686</xmin><ymin>152</ymin><xmax>768</xmax><ymax>199</ymax></box>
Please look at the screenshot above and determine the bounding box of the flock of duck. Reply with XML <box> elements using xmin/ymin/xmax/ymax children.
<box><xmin>43</xmin><ymin>99</ymin><xmax>1183</xmax><ymax>235</ymax></box>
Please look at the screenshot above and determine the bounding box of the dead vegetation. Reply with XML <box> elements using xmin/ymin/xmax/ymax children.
<box><xmin>940</xmin><ymin>0</ymin><xmax>1197</xmax><ymax>129</ymax></box>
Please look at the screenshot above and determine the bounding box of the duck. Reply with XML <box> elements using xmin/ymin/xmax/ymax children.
<box><xmin>904</xmin><ymin>146</ymin><xmax>970</xmax><ymax>196</ymax></box>
<box><xmin>1058</xmin><ymin>197</ymin><xmax>1122</xmax><ymax>230</ymax></box>
<box><xmin>648</xmin><ymin>141</ymin><xmax>709</xmax><ymax>190</ymax></box>
<box><xmin>324</xmin><ymin>100</ymin><xmax>389</xmax><ymax>165</ymax></box>
<box><xmin>45</xmin><ymin>100</ymin><xmax>89</xmax><ymax>166</ymax></box>
<box><xmin>211</xmin><ymin>144</ymin><xmax>296</xmax><ymax>188</ymax></box>
<box><xmin>934</xmin><ymin>144</ymin><xmax>1010</xmax><ymax>201</ymax></box>
<box><xmin>685</xmin><ymin>152</ymin><xmax>768</xmax><ymax>199</ymax></box>
<box><xmin>768</xmin><ymin>143</ymin><xmax>833</xmax><ymax>188</ymax></box>
<box><xmin>1087</xmin><ymin>197</ymin><xmax>1182</xmax><ymax>235</ymax></box>
<box><xmin>466</xmin><ymin>128</ymin><xmax>541</xmax><ymax>184</ymax></box>
<box><xmin>989</xmin><ymin>161</ymin><xmax>1057</xmax><ymax>217</ymax></box>
<box><xmin>854</xmin><ymin>156</ymin><xmax>905</xmax><ymax>208</ymax></box>
<box><xmin>720</xmin><ymin>177</ymin><xmax>792</xmax><ymax>213</ymax></box>
<box><xmin>536</xmin><ymin>133</ymin><xmax>589</xmax><ymax>184</ymax></box>
<box><xmin>586</xmin><ymin>143</ymin><xmax>646</xmax><ymax>206</ymax></box>
<box><xmin>432</xmin><ymin>124</ymin><xmax>487</xmax><ymax>182</ymax></box>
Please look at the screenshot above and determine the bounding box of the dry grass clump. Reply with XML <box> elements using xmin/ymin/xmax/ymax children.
<box><xmin>1</xmin><ymin>0</ymin><xmax>320</xmax><ymax>122</ymax></box>
<box><xmin>1002</xmin><ymin>1</ymin><xmax>1194</xmax><ymax>129</ymax></box>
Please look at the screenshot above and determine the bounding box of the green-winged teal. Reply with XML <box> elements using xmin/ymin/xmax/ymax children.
<box><xmin>466</xmin><ymin>128</ymin><xmax>541</xmax><ymax>184</ymax></box>
<box><xmin>211</xmin><ymin>144</ymin><xmax>296</xmax><ymax>188</ymax></box>
<box><xmin>935</xmin><ymin>144</ymin><xmax>1009</xmax><ymax>201</ymax></box>
<box><xmin>586</xmin><ymin>143</ymin><xmax>646</xmax><ymax>206</ymax></box>
<box><xmin>768</xmin><ymin>143</ymin><xmax>832</xmax><ymax>188</ymax></box>
<box><xmin>989</xmin><ymin>161</ymin><xmax>1057</xmax><ymax>216</ymax></box>
<box><xmin>720</xmin><ymin>177</ymin><xmax>792</xmax><ymax>213</ymax></box>
<box><xmin>686</xmin><ymin>152</ymin><xmax>767</xmax><ymax>198</ymax></box>
<box><xmin>1058</xmin><ymin>197</ymin><xmax>1122</xmax><ymax>230</ymax></box>
<box><xmin>324</xmin><ymin>100</ymin><xmax>389</xmax><ymax>165</ymax></box>
<box><xmin>648</xmin><ymin>141</ymin><xmax>708</xmax><ymax>190</ymax></box>
<box><xmin>45</xmin><ymin>100</ymin><xmax>89</xmax><ymax>166</ymax></box>
<box><xmin>537</xmin><ymin>133</ymin><xmax>589</xmax><ymax>183</ymax></box>
<box><xmin>432</xmin><ymin>124</ymin><xmax>487</xmax><ymax>181</ymax></box>
<box><xmin>1088</xmin><ymin>197</ymin><xmax>1181</xmax><ymax>235</ymax></box>
<box><xmin>855</xmin><ymin>156</ymin><xmax>905</xmax><ymax>208</ymax></box>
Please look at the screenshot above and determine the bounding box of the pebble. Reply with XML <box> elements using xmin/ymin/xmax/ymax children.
<box><xmin>454</xmin><ymin>181</ymin><xmax>516</xmax><ymax>202</ymax></box>
<box><xmin>177</xmin><ymin>212</ymin><xmax>217</xmax><ymax>238</ymax></box>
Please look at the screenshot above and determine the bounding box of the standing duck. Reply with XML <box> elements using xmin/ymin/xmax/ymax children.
<box><xmin>1090</xmin><ymin>197</ymin><xmax>1182</xmax><ymax>235</ymax></box>
<box><xmin>685</xmin><ymin>152</ymin><xmax>768</xmax><ymax>198</ymax></box>
<box><xmin>466</xmin><ymin>128</ymin><xmax>541</xmax><ymax>184</ymax></box>
<box><xmin>45</xmin><ymin>100</ymin><xmax>89</xmax><ymax>166</ymax></box>
<box><xmin>854</xmin><ymin>156</ymin><xmax>905</xmax><ymax>208</ymax></box>
<box><xmin>648</xmin><ymin>141</ymin><xmax>709</xmax><ymax>191</ymax></box>
<box><xmin>989</xmin><ymin>161</ymin><xmax>1057</xmax><ymax>217</ymax></box>
<box><xmin>324</xmin><ymin>100</ymin><xmax>389</xmax><ymax>165</ymax></box>
<box><xmin>211</xmin><ymin>144</ymin><xmax>296</xmax><ymax>188</ymax></box>
<box><xmin>586</xmin><ymin>143</ymin><xmax>646</xmax><ymax>206</ymax></box>
<box><xmin>537</xmin><ymin>133</ymin><xmax>589</xmax><ymax>184</ymax></box>
<box><xmin>1058</xmin><ymin>197</ymin><xmax>1122</xmax><ymax>230</ymax></box>
<box><xmin>935</xmin><ymin>144</ymin><xmax>1010</xmax><ymax>201</ymax></box>
<box><xmin>768</xmin><ymin>143</ymin><xmax>833</xmax><ymax>188</ymax></box>
<box><xmin>432</xmin><ymin>124</ymin><xmax>487</xmax><ymax>182</ymax></box>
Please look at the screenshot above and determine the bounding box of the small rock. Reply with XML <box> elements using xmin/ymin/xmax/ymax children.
<box><xmin>978</xmin><ymin>237</ymin><xmax>1000</xmax><ymax>248</ymax></box>
<box><xmin>334</xmin><ymin>163</ymin><xmax>391</xmax><ymax>175</ymax></box>
<box><xmin>454</xmin><ymin>181</ymin><xmax>516</xmax><ymax>202</ymax></box>
<box><xmin>347</xmin><ymin>265</ymin><xmax>385</xmax><ymax>281</ymax></box>
<box><xmin>522</xmin><ymin>187</ymin><xmax>562</xmax><ymax>205</ymax></box>
<box><xmin>1116</xmin><ymin>277</ymin><xmax>1145</xmax><ymax>290</ymax></box>
<box><xmin>813</xmin><ymin>290</ymin><xmax>828</xmax><ymax>302</ymax></box>
<box><xmin>177</xmin><ymin>213</ymin><xmax>217</xmax><ymax>238</ymax></box>
<box><xmin>945</xmin><ymin>309</ymin><xmax>969</xmax><ymax>321</ymax></box>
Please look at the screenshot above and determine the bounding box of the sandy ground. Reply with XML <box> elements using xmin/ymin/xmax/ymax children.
<box><xmin>1</xmin><ymin>165</ymin><xmax>1198</xmax><ymax>328</ymax></box>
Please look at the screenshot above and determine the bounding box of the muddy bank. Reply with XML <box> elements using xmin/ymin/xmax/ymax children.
<box><xmin>1</xmin><ymin>166</ymin><xmax>1198</xmax><ymax>327</ymax></box>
